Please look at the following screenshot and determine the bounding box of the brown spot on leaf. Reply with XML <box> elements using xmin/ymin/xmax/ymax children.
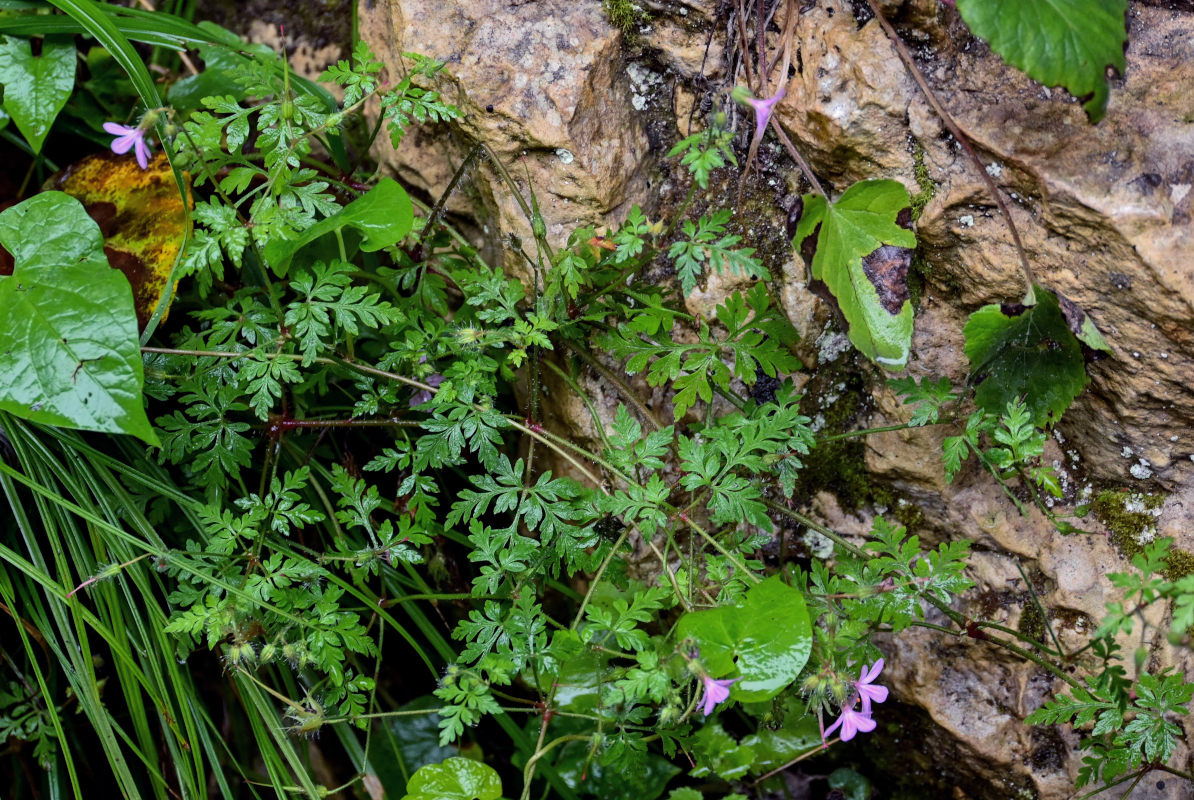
<box><xmin>861</xmin><ymin>244</ymin><xmax>912</xmax><ymax>314</ymax></box>
<box><xmin>104</xmin><ymin>246</ymin><xmax>154</xmax><ymax>329</ymax></box>
<box><xmin>1055</xmin><ymin>292</ymin><xmax>1088</xmax><ymax>337</ymax></box>
<box><xmin>785</xmin><ymin>196</ymin><xmax>804</xmax><ymax>242</ymax></box>
<box><xmin>85</xmin><ymin>201</ymin><xmax>120</xmax><ymax>237</ymax></box>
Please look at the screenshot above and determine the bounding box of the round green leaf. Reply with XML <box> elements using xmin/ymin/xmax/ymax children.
<box><xmin>0</xmin><ymin>193</ymin><xmax>159</xmax><ymax>445</ymax></box>
<box><xmin>264</xmin><ymin>177</ymin><xmax>414</xmax><ymax>276</ymax></box>
<box><xmin>955</xmin><ymin>0</ymin><xmax>1127</xmax><ymax>122</ymax></box>
<box><xmin>401</xmin><ymin>757</ymin><xmax>503</xmax><ymax>800</ymax></box>
<box><xmin>675</xmin><ymin>576</ymin><xmax>812</xmax><ymax>702</ymax></box>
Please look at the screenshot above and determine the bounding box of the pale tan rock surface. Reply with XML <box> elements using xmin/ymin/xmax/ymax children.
<box><xmin>357</xmin><ymin>0</ymin><xmax>653</xmax><ymax>273</ymax></box>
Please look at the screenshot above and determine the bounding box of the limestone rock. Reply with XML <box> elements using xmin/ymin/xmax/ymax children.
<box><xmin>775</xmin><ymin>0</ymin><xmax>920</xmax><ymax>187</ymax></box>
<box><xmin>357</xmin><ymin>0</ymin><xmax>653</xmax><ymax>272</ymax></box>
<box><xmin>910</xmin><ymin>2</ymin><xmax>1194</xmax><ymax>486</ymax></box>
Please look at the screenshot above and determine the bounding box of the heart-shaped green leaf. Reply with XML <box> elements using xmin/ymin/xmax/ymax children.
<box><xmin>0</xmin><ymin>192</ymin><xmax>158</xmax><ymax>445</ymax></box>
<box><xmin>265</xmin><ymin>177</ymin><xmax>413</xmax><ymax>276</ymax></box>
<box><xmin>793</xmin><ymin>180</ymin><xmax>915</xmax><ymax>371</ymax></box>
<box><xmin>400</xmin><ymin>757</ymin><xmax>503</xmax><ymax>800</ymax></box>
<box><xmin>956</xmin><ymin>0</ymin><xmax>1127</xmax><ymax>122</ymax></box>
<box><xmin>675</xmin><ymin>576</ymin><xmax>812</xmax><ymax>702</ymax></box>
<box><xmin>0</xmin><ymin>35</ymin><xmax>75</xmax><ymax>152</ymax></box>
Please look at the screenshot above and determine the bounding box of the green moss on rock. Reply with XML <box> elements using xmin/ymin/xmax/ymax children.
<box><xmin>1092</xmin><ymin>489</ymin><xmax>1194</xmax><ymax>580</ymax></box>
<box><xmin>909</xmin><ymin>144</ymin><xmax>935</xmax><ymax>221</ymax></box>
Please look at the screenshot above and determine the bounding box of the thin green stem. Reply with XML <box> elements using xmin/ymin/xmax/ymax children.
<box><xmin>520</xmin><ymin>735</ymin><xmax>588</xmax><ymax>800</ymax></box>
<box><xmin>563</xmin><ymin>341</ymin><xmax>664</xmax><ymax>432</ymax></box>
<box><xmin>1016</xmin><ymin>560</ymin><xmax>1066</xmax><ymax>659</ymax></box>
<box><xmin>680</xmin><ymin>516</ymin><xmax>760</xmax><ymax>585</ymax></box>
<box><xmin>571</xmin><ymin>526</ymin><xmax>632</xmax><ymax>629</ymax></box>
<box><xmin>815</xmin><ymin>420</ymin><xmax>953</xmax><ymax>444</ymax></box>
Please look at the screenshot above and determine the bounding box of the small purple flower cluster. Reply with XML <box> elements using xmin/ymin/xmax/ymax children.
<box><xmin>823</xmin><ymin>659</ymin><xmax>889</xmax><ymax>742</ymax></box>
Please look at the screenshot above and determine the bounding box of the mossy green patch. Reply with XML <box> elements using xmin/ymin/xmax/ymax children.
<box><xmin>909</xmin><ymin>143</ymin><xmax>935</xmax><ymax>221</ymax></box>
<box><xmin>1093</xmin><ymin>489</ymin><xmax>1162</xmax><ymax>558</ymax></box>
<box><xmin>1017</xmin><ymin>600</ymin><xmax>1048</xmax><ymax>644</ymax></box>
<box><xmin>1092</xmin><ymin>489</ymin><xmax>1194</xmax><ymax>579</ymax></box>
<box><xmin>603</xmin><ymin>0</ymin><xmax>648</xmax><ymax>41</ymax></box>
<box><xmin>788</xmin><ymin>358</ymin><xmax>925</xmax><ymax>532</ymax></box>
<box><xmin>1162</xmin><ymin>547</ymin><xmax>1194</xmax><ymax>581</ymax></box>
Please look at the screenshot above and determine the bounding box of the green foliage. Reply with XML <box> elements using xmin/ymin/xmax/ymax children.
<box><xmin>668</xmin><ymin>209</ymin><xmax>768</xmax><ymax>295</ymax></box>
<box><xmin>0</xmin><ymin>193</ymin><xmax>157</xmax><ymax>444</ymax></box>
<box><xmin>603</xmin><ymin>283</ymin><xmax>800</xmax><ymax>419</ymax></box>
<box><xmin>792</xmin><ymin>180</ymin><xmax>916</xmax><ymax>370</ymax></box>
<box><xmin>0</xmin><ymin>34</ymin><xmax>74</xmax><ymax>152</ymax></box>
<box><xmin>0</xmin><ymin>679</ymin><xmax>59</xmax><ymax>769</ymax></box>
<box><xmin>667</xmin><ymin>119</ymin><xmax>737</xmax><ymax>190</ymax></box>
<box><xmin>1028</xmin><ymin>671</ymin><xmax>1193</xmax><ymax>788</ymax></box>
<box><xmin>955</xmin><ymin>0</ymin><xmax>1128</xmax><ymax>122</ymax></box>
<box><xmin>890</xmin><ymin>376</ymin><xmax>957</xmax><ymax>426</ymax></box>
<box><xmin>401</xmin><ymin>757</ymin><xmax>503</xmax><ymax>800</ymax></box>
<box><xmin>264</xmin><ymin>178</ymin><xmax>415</xmax><ymax>276</ymax></box>
<box><xmin>676</xmin><ymin>577</ymin><xmax>812</xmax><ymax>702</ymax></box>
<box><xmin>0</xmin><ymin>6</ymin><xmax>1150</xmax><ymax>799</ymax></box>
<box><xmin>963</xmin><ymin>285</ymin><xmax>1094</xmax><ymax>427</ymax></box>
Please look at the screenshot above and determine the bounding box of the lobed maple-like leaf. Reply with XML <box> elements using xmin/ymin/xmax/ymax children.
<box><xmin>793</xmin><ymin>180</ymin><xmax>916</xmax><ymax>371</ymax></box>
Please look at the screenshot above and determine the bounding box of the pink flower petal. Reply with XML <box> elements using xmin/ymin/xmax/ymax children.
<box><xmin>103</xmin><ymin>122</ymin><xmax>135</xmax><ymax>137</ymax></box>
<box><xmin>134</xmin><ymin>138</ymin><xmax>151</xmax><ymax>169</ymax></box>
<box><xmin>859</xmin><ymin>658</ymin><xmax>884</xmax><ymax>684</ymax></box>
<box><xmin>109</xmin><ymin>133</ymin><xmax>138</xmax><ymax>155</ymax></box>
<box><xmin>699</xmin><ymin>675</ymin><xmax>738</xmax><ymax>716</ymax></box>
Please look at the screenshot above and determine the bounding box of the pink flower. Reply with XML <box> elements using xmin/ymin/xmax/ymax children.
<box><xmin>853</xmin><ymin>658</ymin><xmax>889</xmax><ymax>714</ymax></box>
<box><xmin>822</xmin><ymin>659</ymin><xmax>888</xmax><ymax>743</ymax></box>
<box><xmin>733</xmin><ymin>85</ymin><xmax>786</xmax><ymax>141</ymax></box>
<box><xmin>103</xmin><ymin>122</ymin><xmax>151</xmax><ymax>169</ymax></box>
<box><xmin>823</xmin><ymin>699</ymin><xmax>876</xmax><ymax>742</ymax></box>
<box><xmin>699</xmin><ymin>674</ymin><xmax>737</xmax><ymax>716</ymax></box>
<box><xmin>409</xmin><ymin>372</ymin><xmax>445</xmax><ymax>407</ymax></box>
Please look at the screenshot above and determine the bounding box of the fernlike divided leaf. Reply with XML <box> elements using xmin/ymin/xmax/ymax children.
<box><xmin>0</xmin><ymin>193</ymin><xmax>159</xmax><ymax>445</ymax></box>
<box><xmin>955</xmin><ymin>0</ymin><xmax>1128</xmax><ymax>123</ymax></box>
<box><xmin>792</xmin><ymin>180</ymin><xmax>916</xmax><ymax>371</ymax></box>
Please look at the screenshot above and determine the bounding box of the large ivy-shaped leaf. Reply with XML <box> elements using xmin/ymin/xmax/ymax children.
<box><xmin>675</xmin><ymin>576</ymin><xmax>812</xmax><ymax>702</ymax></box>
<box><xmin>264</xmin><ymin>177</ymin><xmax>413</xmax><ymax>276</ymax></box>
<box><xmin>0</xmin><ymin>35</ymin><xmax>75</xmax><ymax>152</ymax></box>
<box><xmin>955</xmin><ymin>0</ymin><xmax>1127</xmax><ymax>123</ymax></box>
<box><xmin>792</xmin><ymin>180</ymin><xmax>916</xmax><ymax>371</ymax></box>
<box><xmin>400</xmin><ymin>757</ymin><xmax>503</xmax><ymax>800</ymax></box>
<box><xmin>963</xmin><ymin>284</ymin><xmax>1100</xmax><ymax>427</ymax></box>
<box><xmin>0</xmin><ymin>193</ymin><xmax>158</xmax><ymax>445</ymax></box>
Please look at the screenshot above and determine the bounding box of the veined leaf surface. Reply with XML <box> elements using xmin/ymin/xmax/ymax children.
<box><xmin>793</xmin><ymin>180</ymin><xmax>916</xmax><ymax>371</ymax></box>
<box><xmin>0</xmin><ymin>192</ymin><xmax>158</xmax><ymax>445</ymax></box>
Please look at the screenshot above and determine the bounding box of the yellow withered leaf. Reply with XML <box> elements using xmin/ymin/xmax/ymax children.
<box><xmin>49</xmin><ymin>151</ymin><xmax>189</xmax><ymax>329</ymax></box>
